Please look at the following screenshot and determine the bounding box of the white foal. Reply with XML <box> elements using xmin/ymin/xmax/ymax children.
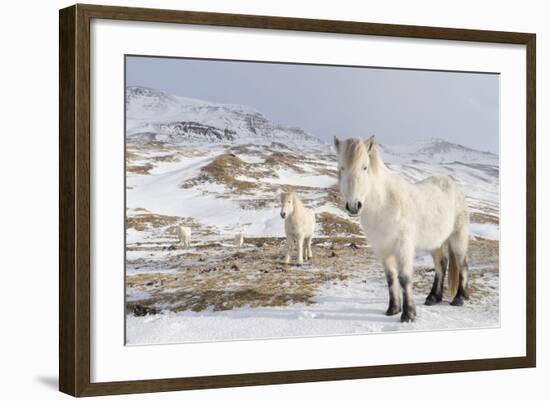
<box><xmin>334</xmin><ymin>136</ymin><xmax>470</xmax><ymax>322</ymax></box>
<box><xmin>177</xmin><ymin>226</ymin><xmax>191</xmax><ymax>249</ymax></box>
<box><xmin>280</xmin><ymin>192</ymin><xmax>315</xmax><ymax>265</ymax></box>
<box><xmin>234</xmin><ymin>233</ymin><xmax>244</xmax><ymax>248</ymax></box>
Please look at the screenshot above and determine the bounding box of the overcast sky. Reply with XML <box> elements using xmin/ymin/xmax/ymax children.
<box><xmin>126</xmin><ymin>56</ymin><xmax>499</xmax><ymax>153</ymax></box>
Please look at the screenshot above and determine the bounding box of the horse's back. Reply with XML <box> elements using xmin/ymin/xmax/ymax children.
<box><xmin>408</xmin><ymin>175</ymin><xmax>468</xmax><ymax>250</ymax></box>
<box><xmin>415</xmin><ymin>175</ymin><xmax>466</xmax><ymax>209</ymax></box>
<box><xmin>416</xmin><ymin>175</ymin><xmax>455</xmax><ymax>193</ymax></box>
<box><xmin>178</xmin><ymin>225</ymin><xmax>191</xmax><ymax>237</ymax></box>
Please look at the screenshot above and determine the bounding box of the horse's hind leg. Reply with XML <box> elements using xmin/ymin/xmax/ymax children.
<box><xmin>450</xmin><ymin>251</ymin><xmax>469</xmax><ymax>306</ymax></box>
<box><xmin>305</xmin><ymin>237</ymin><xmax>313</xmax><ymax>260</ymax></box>
<box><xmin>397</xmin><ymin>246</ymin><xmax>417</xmax><ymax>322</ymax></box>
<box><xmin>449</xmin><ymin>212</ymin><xmax>470</xmax><ymax>306</ymax></box>
<box><xmin>425</xmin><ymin>247</ymin><xmax>448</xmax><ymax>305</ymax></box>
<box><xmin>383</xmin><ymin>255</ymin><xmax>401</xmax><ymax>316</ymax></box>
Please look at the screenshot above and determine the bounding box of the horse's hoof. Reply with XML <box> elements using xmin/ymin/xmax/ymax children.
<box><xmin>400</xmin><ymin>311</ymin><xmax>416</xmax><ymax>322</ymax></box>
<box><xmin>424</xmin><ymin>294</ymin><xmax>441</xmax><ymax>306</ymax></box>
<box><xmin>450</xmin><ymin>296</ymin><xmax>464</xmax><ymax>306</ymax></box>
<box><xmin>385</xmin><ymin>306</ymin><xmax>401</xmax><ymax>316</ymax></box>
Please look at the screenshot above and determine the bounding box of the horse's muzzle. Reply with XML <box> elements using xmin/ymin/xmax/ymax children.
<box><xmin>345</xmin><ymin>201</ymin><xmax>362</xmax><ymax>216</ymax></box>
<box><xmin>280</xmin><ymin>212</ymin><xmax>286</xmax><ymax>219</ymax></box>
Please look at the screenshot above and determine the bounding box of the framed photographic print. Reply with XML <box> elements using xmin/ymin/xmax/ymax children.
<box><xmin>59</xmin><ymin>4</ymin><xmax>536</xmax><ymax>397</ymax></box>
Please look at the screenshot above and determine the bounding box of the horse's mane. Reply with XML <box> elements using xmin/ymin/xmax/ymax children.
<box><xmin>290</xmin><ymin>192</ymin><xmax>304</xmax><ymax>207</ymax></box>
<box><xmin>343</xmin><ymin>138</ymin><xmax>385</xmax><ymax>175</ymax></box>
<box><xmin>368</xmin><ymin>146</ymin><xmax>386</xmax><ymax>175</ymax></box>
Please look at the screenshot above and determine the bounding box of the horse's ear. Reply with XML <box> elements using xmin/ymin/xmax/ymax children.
<box><xmin>333</xmin><ymin>136</ymin><xmax>341</xmax><ymax>152</ymax></box>
<box><xmin>365</xmin><ymin>136</ymin><xmax>376</xmax><ymax>153</ymax></box>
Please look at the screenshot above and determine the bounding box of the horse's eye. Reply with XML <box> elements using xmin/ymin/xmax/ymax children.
<box><xmin>363</xmin><ymin>166</ymin><xmax>368</xmax><ymax>171</ymax></box>
<box><xmin>288</xmin><ymin>201</ymin><xmax>291</xmax><ymax>204</ymax></box>
<box><xmin>340</xmin><ymin>166</ymin><xmax>344</xmax><ymax>171</ymax></box>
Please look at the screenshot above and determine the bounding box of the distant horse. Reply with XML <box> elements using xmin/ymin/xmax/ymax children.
<box><xmin>177</xmin><ymin>226</ymin><xmax>191</xmax><ymax>248</ymax></box>
<box><xmin>334</xmin><ymin>136</ymin><xmax>470</xmax><ymax>322</ymax></box>
<box><xmin>234</xmin><ymin>233</ymin><xmax>244</xmax><ymax>248</ymax></box>
<box><xmin>280</xmin><ymin>192</ymin><xmax>316</xmax><ymax>265</ymax></box>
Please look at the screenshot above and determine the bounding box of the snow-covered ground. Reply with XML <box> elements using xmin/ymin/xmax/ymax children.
<box><xmin>126</xmin><ymin>253</ymin><xmax>499</xmax><ymax>344</ymax></box>
<box><xmin>124</xmin><ymin>86</ymin><xmax>500</xmax><ymax>345</ymax></box>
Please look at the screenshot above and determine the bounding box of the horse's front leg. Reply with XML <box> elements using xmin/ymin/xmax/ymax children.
<box><xmin>297</xmin><ymin>235</ymin><xmax>305</xmax><ymax>265</ymax></box>
<box><xmin>397</xmin><ymin>247</ymin><xmax>417</xmax><ymax>322</ymax></box>
<box><xmin>383</xmin><ymin>255</ymin><xmax>401</xmax><ymax>316</ymax></box>
<box><xmin>284</xmin><ymin>235</ymin><xmax>293</xmax><ymax>264</ymax></box>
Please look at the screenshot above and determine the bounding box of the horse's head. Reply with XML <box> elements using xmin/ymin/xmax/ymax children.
<box><xmin>280</xmin><ymin>192</ymin><xmax>295</xmax><ymax>219</ymax></box>
<box><xmin>334</xmin><ymin>136</ymin><xmax>377</xmax><ymax>217</ymax></box>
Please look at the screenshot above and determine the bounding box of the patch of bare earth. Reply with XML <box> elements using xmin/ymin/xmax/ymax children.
<box><xmin>317</xmin><ymin>212</ymin><xmax>362</xmax><ymax>236</ymax></box>
<box><xmin>126</xmin><ymin>232</ymin><xmax>498</xmax><ymax>317</ymax></box>
<box><xmin>126</xmin><ymin>144</ymin><xmax>207</xmax><ymax>176</ymax></box>
<box><xmin>264</xmin><ymin>152</ymin><xmax>305</xmax><ymax>172</ymax></box>
<box><xmin>181</xmin><ymin>153</ymin><xmax>272</xmax><ymax>193</ymax></box>
<box><xmin>470</xmin><ymin>211</ymin><xmax>499</xmax><ymax>225</ymax></box>
<box><xmin>126</xmin><ymin>237</ymin><xmax>373</xmax><ymax>315</ymax></box>
<box><xmin>126</xmin><ymin>208</ymin><xmax>217</xmax><ymax>243</ymax></box>
<box><xmin>127</xmin><ymin>163</ymin><xmax>154</xmax><ymax>175</ymax></box>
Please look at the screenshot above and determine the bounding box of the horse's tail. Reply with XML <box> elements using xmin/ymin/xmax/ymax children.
<box><xmin>447</xmin><ymin>245</ymin><xmax>460</xmax><ymax>298</ymax></box>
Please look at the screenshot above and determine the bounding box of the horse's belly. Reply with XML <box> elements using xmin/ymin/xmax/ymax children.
<box><xmin>415</xmin><ymin>217</ymin><xmax>454</xmax><ymax>251</ymax></box>
<box><xmin>360</xmin><ymin>216</ymin><xmax>397</xmax><ymax>253</ymax></box>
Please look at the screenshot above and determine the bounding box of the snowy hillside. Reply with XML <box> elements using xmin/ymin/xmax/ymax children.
<box><xmin>380</xmin><ymin>138</ymin><xmax>498</xmax><ymax>165</ymax></box>
<box><xmin>126</xmin><ymin>86</ymin><xmax>326</xmax><ymax>149</ymax></box>
<box><xmin>124</xmin><ymin>86</ymin><xmax>500</xmax><ymax>345</ymax></box>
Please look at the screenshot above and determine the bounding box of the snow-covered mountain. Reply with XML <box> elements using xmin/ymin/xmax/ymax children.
<box><xmin>126</xmin><ymin>86</ymin><xmax>498</xmax><ymax>166</ymax></box>
<box><xmin>126</xmin><ymin>86</ymin><xmax>324</xmax><ymax>148</ymax></box>
<box><xmin>380</xmin><ymin>138</ymin><xmax>498</xmax><ymax>166</ymax></box>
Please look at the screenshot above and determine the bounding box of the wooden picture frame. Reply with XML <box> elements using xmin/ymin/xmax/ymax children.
<box><xmin>59</xmin><ymin>3</ymin><xmax>536</xmax><ymax>397</ymax></box>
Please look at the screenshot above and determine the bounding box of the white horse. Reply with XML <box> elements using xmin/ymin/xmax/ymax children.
<box><xmin>334</xmin><ymin>136</ymin><xmax>470</xmax><ymax>322</ymax></box>
<box><xmin>234</xmin><ymin>233</ymin><xmax>244</xmax><ymax>248</ymax></box>
<box><xmin>177</xmin><ymin>225</ymin><xmax>191</xmax><ymax>249</ymax></box>
<box><xmin>280</xmin><ymin>192</ymin><xmax>316</xmax><ymax>265</ymax></box>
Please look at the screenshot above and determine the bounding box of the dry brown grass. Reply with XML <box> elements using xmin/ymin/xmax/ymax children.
<box><xmin>264</xmin><ymin>152</ymin><xmax>304</xmax><ymax>172</ymax></box>
<box><xmin>150</xmin><ymin>154</ymin><xmax>181</xmax><ymax>163</ymax></box>
<box><xmin>238</xmin><ymin>198</ymin><xmax>278</xmax><ymax>209</ymax></box>
<box><xmin>127</xmin><ymin>163</ymin><xmax>154</xmax><ymax>175</ymax></box>
<box><xmin>126</xmin><ymin>145</ymin><xmax>208</xmax><ymax>176</ymax></box>
<box><xmin>470</xmin><ymin>212</ymin><xmax>499</xmax><ymax>225</ymax></box>
<box><xmin>181</xmin><ymin>153</ymin><xmax>272</xmax><ymax>192</ymax></box>
<box><xmin>127</xmin><ymin>211</ymin><xmax>180</xmax><ymax>231</ymax></box>
<box><xmin>126</xmin><ymin>209</ymin><xmax>217</xmax><ymax>240</ymax></box>
<box><xmin>126</xmin><ymin>236</ymin><xmax>376</xmax><ymax>314</ymax></box>
<box><xmin>126</xmin><ymin>234</ymin><xmax>498</xmax><ymax>316</ymax></box>
<box><xmin>201</xmin><ymin>154</ymin><xmax>255</xmax><ymax>191</ymax></box>
<box><xmin>317</xmin><ymin>212</ymin><xmax>362</xmax><ymax>236</ymax></box>
<box><xmin>322</xmin><ymin>184</ymin><xmax>343</xmax><ymax>207</ymax></box>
